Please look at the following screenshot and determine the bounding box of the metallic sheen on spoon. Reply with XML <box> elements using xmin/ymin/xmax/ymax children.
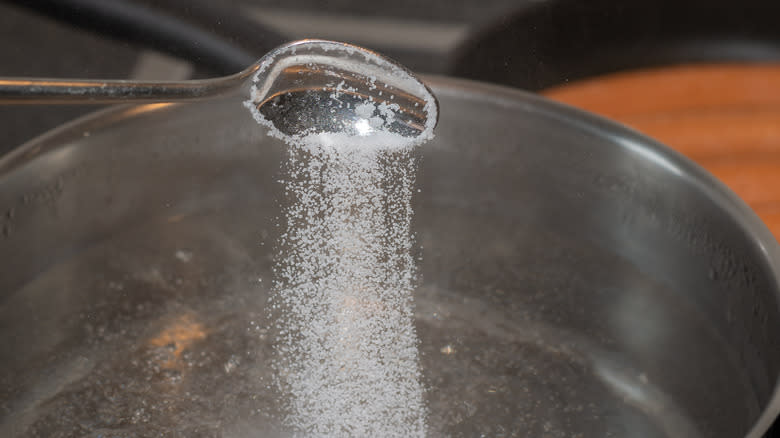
<box><xmin>0</xmin><ymin>39</ymin><xmax>438</xmax><ymax>139</ymax></box>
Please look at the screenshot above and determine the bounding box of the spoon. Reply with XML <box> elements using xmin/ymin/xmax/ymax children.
<box><xmin>0</xmin><ymin>39</ymin><xmax>438</xmax><ymax>140</ymax></box>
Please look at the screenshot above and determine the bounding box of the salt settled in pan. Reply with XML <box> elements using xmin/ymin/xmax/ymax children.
<box><xmin>243</xmin><ymin>42</ymin><xmax>436</xmax><ymax>437</ymax></box>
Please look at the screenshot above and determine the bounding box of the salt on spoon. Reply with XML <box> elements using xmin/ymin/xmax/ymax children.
<box><xmin>243</xmin><ymin>39</ymin><xmax>438</xmax><ymax>148</ymax></box>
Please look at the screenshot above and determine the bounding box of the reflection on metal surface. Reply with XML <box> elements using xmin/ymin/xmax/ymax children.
<box><xmin>246</xmin><ymin>41</ymin><xmax>437</xmax><ymax>139</ymax></box>
<box><xmin>122</xmin><ymin>102</ymin><xmax>176</xmax><ymax>117</ymax></box>
<box><xmin>614</xmin><ymin>136</ymin><xmax>684</xmax><ymax>177</ymax></box>
<box><xmin>440</xmin><ymin>344</ymin><xmax>457</xmax><ymax>355</ymax></box>
<box><xmin>593</xmin><ymin>357</ymin><xmax>704</xmax><ymax>438</ymax></box>
<box><xmin>147</xmin><ymin>314</ymin><xmax>207</xmax><ymax>369</ymax></box>
<box><xmin>166</xmin><ymin>214</ymin><xmax>186</xmax><ymax>223</ymax></box>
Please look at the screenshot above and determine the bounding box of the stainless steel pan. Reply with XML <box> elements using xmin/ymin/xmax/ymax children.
<box><xmin>0</xmin><ymin>77</ymin><xmax>778</xmax><ymax>437</ymax></box>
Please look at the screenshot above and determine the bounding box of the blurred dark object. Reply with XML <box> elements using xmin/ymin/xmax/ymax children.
<box><xmin>453</xmin><ymin>0</ymin><xmax>780</xmax><ymax>90</ymax></box>
<box><xmin>11</xmin><ymin>0</ymin><xmax>284</xmax><ymax>75</ymax></box>
<box><xmin>0</xmin><ymin>2</ymin><xmax>138</xmax><ymax>156</ymax></box>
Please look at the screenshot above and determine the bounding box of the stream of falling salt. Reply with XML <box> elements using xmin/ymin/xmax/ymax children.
<box><xmin>271</xmin><ymin>132</ymin><xmax>427</xmax><ymax>437</ymax></box>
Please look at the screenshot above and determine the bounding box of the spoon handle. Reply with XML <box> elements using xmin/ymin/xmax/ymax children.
<box><xmin>0</xmin><ymin>75</ymin><xmax>244</xmax><ymax>104</ymax></box>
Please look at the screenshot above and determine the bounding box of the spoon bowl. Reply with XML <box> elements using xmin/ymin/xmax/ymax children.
<box><xmin>245</xmin><ymin>40</ymin><xmax>438</xmax><ymax>141</ymax></box>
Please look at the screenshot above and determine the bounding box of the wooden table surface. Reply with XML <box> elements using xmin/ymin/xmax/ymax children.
<box><xmin>543</xmin><ymin>64</ymin><xmax>780</xmax><ymax>241</ymax></box>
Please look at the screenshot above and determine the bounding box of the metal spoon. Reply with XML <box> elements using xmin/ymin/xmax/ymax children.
<box><xmin>0</xmin><ymin>39</ymin><xmax>438</xmax><ymax>139</ymax></box>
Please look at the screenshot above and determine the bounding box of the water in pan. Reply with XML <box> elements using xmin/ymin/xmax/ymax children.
<box><xmin>0</xmin><ymin>200</ymin><xmax>705</xmax><ymax>438</ymax></box>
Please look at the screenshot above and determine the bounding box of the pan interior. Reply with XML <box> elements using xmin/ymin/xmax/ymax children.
<box><xmin>0</xmin><ymin>81</ymin><xmax>778</xmax><ymax>437</ymax></box>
